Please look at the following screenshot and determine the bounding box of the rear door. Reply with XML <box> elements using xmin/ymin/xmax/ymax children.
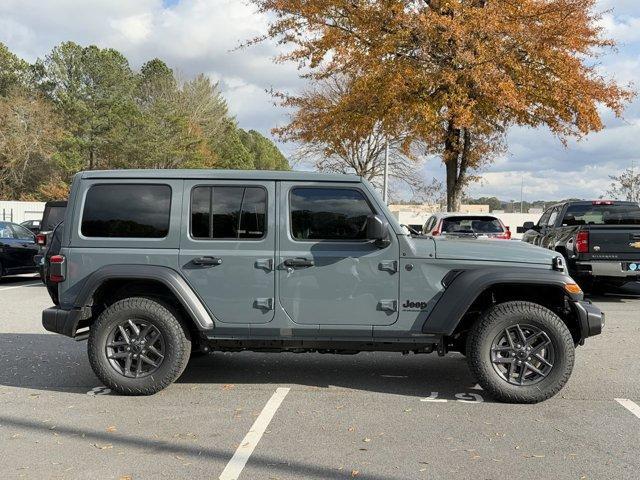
<box><xmin>179</xmin><ymin>180</ymin><xmax>276</xmax><ymax>324</ymax></box>
<box><xmin>277</xmin><ymin>182</ymin><xmax>400</xmax><ymax>327</ymax></box>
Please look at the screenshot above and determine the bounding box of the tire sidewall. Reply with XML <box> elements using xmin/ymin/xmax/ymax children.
<box><xmin>88</xmin><ymin>297</ymin><xmax>190</xmax><ymax>394</ymax></box>
<box><xmin>468</xmin><ymin>302</ymin><xmax>574</xmax><ymax>402</ymax></box>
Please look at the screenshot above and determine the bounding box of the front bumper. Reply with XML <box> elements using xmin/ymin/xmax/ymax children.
<box><xmin>575</xmin><ymin>260</ymin><xmax>640</xmax><ymax>279</ymax></box>
<box><xmin>42</xmin><ymin>306</ymin><xmax>83</xmax><ymax>338</ymax></box>
<box><xmin>573</xmin><ymin>300</ymin><xmax>604</xmax><ymax>341</ymax></box>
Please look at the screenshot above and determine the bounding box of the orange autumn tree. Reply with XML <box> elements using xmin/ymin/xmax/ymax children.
<box><xmin>251</xmin><ymin>0</ymin><xmax>634</xmax><ymax>210</ymax></box>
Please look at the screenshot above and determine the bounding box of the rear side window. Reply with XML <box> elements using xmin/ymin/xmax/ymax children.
<box><xmin>290</xmin><ymin>187</ymin><xmax>374</xmax><ymax>241</ymax></box>
<box><xmin>81</xmin><ymin>184</ymin><xmax>171</xmax><ymax>238</ymax></box>
<box><xmin>191</xmin><ymin>186</ymin><xmax>267</xmax><ymax>240</ymax></box>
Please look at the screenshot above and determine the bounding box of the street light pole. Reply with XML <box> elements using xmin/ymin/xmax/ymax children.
<box><xmin>382</xmin><ymin>140</ymin><xmax>389</xmax><ymax>204</ymax></box>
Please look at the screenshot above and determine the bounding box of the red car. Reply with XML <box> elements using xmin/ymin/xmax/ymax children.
<box><xmin>422</xmin><ymin>213</ymin><xmax>511</xmax><ymax>239</ymax></box>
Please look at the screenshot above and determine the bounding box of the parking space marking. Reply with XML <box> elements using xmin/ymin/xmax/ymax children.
<box><xmin>219</xmin><ymin>387</ymin><xmax>290</xmax><ymax>480</ymax></box>
<box><xmin>0</xmin><ymin>282</ymin><xmax>41</xmax><ymax>292</ymax></box>
<box><xmin>615</xmin><ymin>398</ymin><xmax>640</xmax><ymax>420</ymax></box>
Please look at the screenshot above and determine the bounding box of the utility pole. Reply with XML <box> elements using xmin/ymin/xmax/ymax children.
<box><xmin>382</xmin><ymin>140</ymin><xmax>389</xmax><ymax>204</ymax></box>
<box><xmin>520</xmin><ymin>176</ymin><xmax>524</xmax><ymax>213</ymax></box>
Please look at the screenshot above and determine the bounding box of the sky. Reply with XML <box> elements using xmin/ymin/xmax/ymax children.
<box><xmin>0</xmin><ymin>0</ymin><xmax>638</xmax><ymax>201</ymax></box>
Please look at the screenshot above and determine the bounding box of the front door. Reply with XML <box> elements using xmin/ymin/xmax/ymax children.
<box><xmin>179</xmin><ymin>180</ymin><xmax>276</xmax><ymax>324</ymax></box>
<box><xmin>277</xmin><ymin>182</ymin><xmax>400</xmax><ymax>326</ymax></box>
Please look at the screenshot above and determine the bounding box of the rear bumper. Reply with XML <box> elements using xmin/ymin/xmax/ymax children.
<box><xmin>42</xmin><ymin>306</ymin><xmax>83</xmax><ymax>338</ymax></box>
<box><xmin>573</xmin><ymin>300</ymin><xmax>604</xmax><ymax>340</ymax></box>
<box><xmin>575</xmin><ymin>260</ymin><xmax>640</xmax><ymax>278</ymax></box>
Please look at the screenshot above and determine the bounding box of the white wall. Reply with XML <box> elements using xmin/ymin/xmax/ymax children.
<box><xmin>0</xmin><ymin>201</ymin><xmax>46</xmax><ymax>223</ymax></box>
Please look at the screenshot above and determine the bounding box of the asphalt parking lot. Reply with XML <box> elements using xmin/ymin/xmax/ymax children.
<box><xmin>1</xmin><ymin>275</ymin><xmax>639</xmax><ymax>480</ymax></box>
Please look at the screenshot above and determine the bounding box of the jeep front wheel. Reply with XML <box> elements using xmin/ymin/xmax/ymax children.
<box><xmin>466</xmin><ymin>301</ymin><xmax>575</xmax><ymax>404</ymax></box>
<box><xmin>88</xmin><ymin>297</ymin><xmax>191</xmax><ymax>395</ymax></box>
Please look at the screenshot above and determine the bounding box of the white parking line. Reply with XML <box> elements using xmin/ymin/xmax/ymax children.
<box><xmin>615</xmin><ymin>398</ymin><xmax>640</xmax><ymax>419</ymax></box>
<box><xmin>219</xmin><ymin>387</ymin><xmax>290</xmax><ymax>480</ymax></box>
<box><xmin>0</xmin><ymin>282</ymin><xmax>41</xmax><ymax>292</ymax></box>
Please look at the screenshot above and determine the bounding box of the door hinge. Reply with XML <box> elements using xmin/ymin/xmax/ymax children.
<box><xmin>254</xmin><ymin>298</ymin><xmax>274</xmax><ymax>310</ymax></box>
<box><xmin>255</xmin><ymin>258</ymin><xmax>273</xmax><ymax>271</ymax></box>
<box><xmin>379</xmin><ymin>299</ymin><xmax>397</xmax><ymax>312</ymax></box>
<box><xmin>378</xmin><ymin>260</ymin><xmax>398</xmax><ymax>273</ymax></box>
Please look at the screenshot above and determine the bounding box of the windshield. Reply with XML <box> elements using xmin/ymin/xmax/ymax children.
<box><xmin>441</xmin><ymin>216</ymin><xmax>504</xmax><ymax>234</ymax></box>
<box><xmin>563</xmin><ymin>204</ymin><xmax>640</xmax><ymax>226</ymax></box>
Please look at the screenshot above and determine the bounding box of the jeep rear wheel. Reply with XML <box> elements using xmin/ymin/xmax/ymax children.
<box><xmin>88</xmin><ymin>297</ymin><xmax>191</xmax><ymax>395</ymax></box>
<box><xmin>466</xmin><ymin>301</ymin><xmax>574</xmax><ymax>404</ymax></box>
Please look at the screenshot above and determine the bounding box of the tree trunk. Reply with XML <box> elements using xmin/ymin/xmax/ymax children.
<box><xmin>444</xmin><ymin>121</ymin><xmax>462</xmax><ymax>212</ymax></box>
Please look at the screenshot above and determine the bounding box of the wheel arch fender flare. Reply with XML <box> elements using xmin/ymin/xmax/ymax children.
<box><xmin>72</xmin><ymin>264</ymin><xmax>215</xmax><ymax>330</ymax></box>
<box><xmin>422</xmin><ymin>267</ymin><xmax>580</xmax><ymax>336</ymax></box>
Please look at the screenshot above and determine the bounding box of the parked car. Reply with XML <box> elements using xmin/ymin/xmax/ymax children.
<box><xmin>20</xmin><ymin>219</ymin><xmax>42</xmax><ymax>234</ymax></box>
<box><xmin>42</xmin><ymin>169</ymin><xmax>602</xmax><ymax>403</ymax></box>
<box><xmin>0</xmin><ymin>221</ymin><xmax>39</xmax><ymax>278</ymax></box>
<box><xmin>521</xmin><ymin>200</ymin><xmax>640</xmax><ymax>289</ymax></box>
<box><xmin>423</xmin><ymin>213</ymin><xmax>511</xmax><ymax>239</ymax></box>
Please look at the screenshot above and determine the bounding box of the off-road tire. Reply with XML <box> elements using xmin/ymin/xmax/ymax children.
<box><xmin>466</xmin><ymin>301</ymin><xmax>575</xmax><ymax>404</ymax></box>
<box><xmin>88</xmin><ymin>297</ymin><xmax>191</xmax><ymax>395</ymax></box>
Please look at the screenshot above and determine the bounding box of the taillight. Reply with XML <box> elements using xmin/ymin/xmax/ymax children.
<box><xmin>592</xmin><ymin>200</ymin><xmax>614</xmax><ymax>206</ymax></box>
<box><xmin>575</xmin><ymin>231</ymin><xmax>589</xmax><ymax>253</ymax></box>
<box><xmin>49</xmin><ymin>254</ymin><xmax>66</xmax><ymax>283</ymax></box>
<box><xmin>36</xmin><ymin>234</ymin><xmax>46</xmax><ymax>246</ymax></box>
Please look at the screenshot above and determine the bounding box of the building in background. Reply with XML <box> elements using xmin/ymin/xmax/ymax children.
<box><xmin>0</xmin><ymin>201</ymin><xmax>45</xmax><ymax>223</ymax></box>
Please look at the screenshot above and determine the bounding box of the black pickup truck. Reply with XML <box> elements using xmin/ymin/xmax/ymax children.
<box><xmin>522</xmin><ymin>200</ymin><xmax>640</xmax><ymax>289</ymax></box>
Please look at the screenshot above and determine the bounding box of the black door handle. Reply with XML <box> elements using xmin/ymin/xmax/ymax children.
<box><xmin>283</xmin><ymin>258</ymin><xmax>315</xmax><ymax>268</ymax></box>
<box><xmin>192</xmin><ymin>256</ymin><xmax>223</xmax><ymax>266</ymax></box>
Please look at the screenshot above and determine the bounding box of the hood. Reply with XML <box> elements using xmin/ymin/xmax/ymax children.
<box><xmin>434</xmin><ymin>236</ymin><xmax>557</xmax><ymax>265</ymax></box>
<box><xmin>405</xmin><ymin>235</ymin><xmax>558</xmax><ymax>266</ymax></box>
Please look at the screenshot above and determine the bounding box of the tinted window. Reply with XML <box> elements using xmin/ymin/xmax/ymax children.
<box><xmin>81</xmin><ymin>184</ymin><xmax>171</xmax><ymax>238</ymax></box>
<box><xmin>441</xmin><ymin>216</ymin><xmax>504</xmax><ymax>234</ymax></box>
<box><xmin>42</xmin><ymin>205</ymin><xmax>66</xmax><ymax>230</ymax></box>
<box><xmin>563</xmin><ymin>203</ymin><xmax>640</xmax><ymax>226</ymax></box>
<box><xmin>191</xmin><ymin>186</ymin><xmax>266</xmax><ymax>240</ymax></box>
<box><xmin>290</xmin><ymin>188</ymin><xmax>374</xmax><ymax>240</ymax></box>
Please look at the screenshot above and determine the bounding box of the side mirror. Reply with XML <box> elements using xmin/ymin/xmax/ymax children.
<box><xmin>522</xmin><ymin>221</ymin><xmax>535</xmax><ymax>231</ymax></box>
<box><xmin>367</xmin><ymin>215</ymin><xmax>390</xmax><ymax>247</ymax></box>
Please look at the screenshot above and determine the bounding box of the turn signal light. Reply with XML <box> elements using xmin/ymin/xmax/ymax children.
<box><xmin>36</xmin><ymin>234</ymin><xmax>46</xmax><ymax>246</ymax></box>
<box><xmin>564</xmin><ymin>283</ymin><xmax>583</xmax><ymax>294</ymax></box>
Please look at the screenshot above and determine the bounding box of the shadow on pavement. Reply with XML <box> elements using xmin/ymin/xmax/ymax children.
<box><xmin>0</xmin><ymin>414</ymin><xmax>408</xmax><ymax>480</ymax></box>
<box><xmin>0</xmin><ymin>333</ymin><xmax>482</xmax><ymax>399</ymax></box>
<box><xmin>0</xmin><ymin>274</ymin><xmax>40</xmax><ymax>286</ymax></box>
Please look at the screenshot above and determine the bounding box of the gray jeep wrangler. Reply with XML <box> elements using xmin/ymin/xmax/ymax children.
<box><xmin>42</xmin><ymin>170</ymin><xmax>603</xmax><ymax>403</ymax></box>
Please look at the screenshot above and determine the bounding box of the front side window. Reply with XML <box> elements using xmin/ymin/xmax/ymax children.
<box><xmin>547</xmin><ymin>208</ymin><xmax>560</xmax><ymax>227</ymax></box>
<box><xmin>290</xmin><ymin>187</ymin><xmax>374</xmax><ymax>241</ymax></box>
<box><xmin>191</xmin><ymin>186</ymin><xmax>266</xmax><ymax>240</ymax></box>
<box><xmin>81</xmin><ymin>184</ymin><xmax>171</xmax><ymax>238</ymax></box>
<box><xmin>538</xmin><ymin>209</ymin><xmax>552</xmax><ymax>227</ymax></box>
